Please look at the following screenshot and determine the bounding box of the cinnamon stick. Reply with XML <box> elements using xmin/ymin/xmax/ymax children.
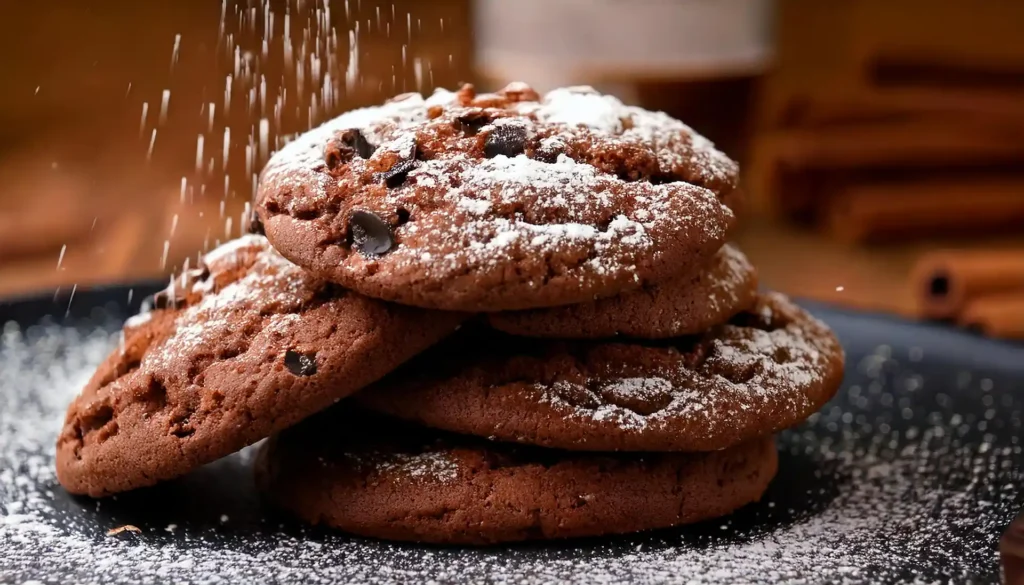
<box><xmin>826</xmin><ymin>179</ymin><xmax>1024</xmax><ymax>244</ymax></box>
<box><xmin>750</xmin><ymin>122</ymin><xmax>1024</xmax><ymax>220</ymax></box>
<box><xmin>768</xmin><ymin>119</ymin><xmax>1024</xmax><ymax>169</ymax></box>
<box><xmin>958</xmin><ymin>293</ymin><xmax>1024</xmax><ymax>341</ymax></box>
<box><xmin>869</xmin><ymin>55</ymin><xmax>1024</xmax><ymax>91</ymax></box>
<box><xmin>910</xmin><ymin>249</ymin><xmax>1024</xmax><ymax>320</ymax></box>
<box><xmin>776</xmin><ymin>88</ymin><xmax>1024</xmax><ymax>129</ymax></box>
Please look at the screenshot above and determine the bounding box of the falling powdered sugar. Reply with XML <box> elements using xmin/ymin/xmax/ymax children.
<box><xmin>141</xmin><ymin>237</ymin><xmax>313</xmax><ymax>370</ymax></box>
<box><xmin>258</xmin><ymin>87</ymin><xmax>457</xmax><ymax>205</ymax></box>
<box><xmin>254</xmin><ymin>82</ymin><xmax>735</xmax><ymax>311</ymax></box>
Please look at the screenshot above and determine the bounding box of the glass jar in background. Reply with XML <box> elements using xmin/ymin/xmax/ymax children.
<box><xmin>472</xmin><ymin>0</ymin><xmax>773</xmax><ymax>165</ymax></box>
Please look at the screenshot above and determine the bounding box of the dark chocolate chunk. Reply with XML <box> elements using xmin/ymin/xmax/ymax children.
<box><xmin>344</xmin><ymin>128</ymin><xmax>376</xmax><ymax>159</ymax></box>
<box><xmin>396</xmin><ymin>207</ymin><xmax>411</xmax><ymax>226</ymax></box>
<box><xmin>348</xmin><ymin>210</ymin><xmax>394</xmax><ymax>256</ymax></box>
<box><xmin>373</xmin><ymin>143</ymin><xmax>420</xmax><ymax>188</ymax></box>
<box><xmin>284</xmin><ymin>350</ymin><xmax>317</xmax><ymax>376</ymax></box>
<box><xmin>455</xmin><ymin>110</ymin><xmax>492</xmax><ymax>136</ymax></box>
<box><xmin>484</xmin><ymin>124</ymin><xmax>527</xmax><ymax>158</ymax></box>
<box><xmin>533</xmin><ymin>141</ymin><xmax>565</xmax><ymax>164</ymax></box>
<box><xmin>325</xmin><ymin>128</ymin><xmax>376</xmax><ymax>169</ymax></box>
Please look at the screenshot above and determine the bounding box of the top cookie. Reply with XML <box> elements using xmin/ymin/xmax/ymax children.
<box><xmin>255</xmin><ymin>83</ymin><xmax>737</xmax><ymax>311</ymax></box>
<box><xmin>55</xmin><ymin>235</ymin><xmax>463</xmax><ymax>497</ymax></box>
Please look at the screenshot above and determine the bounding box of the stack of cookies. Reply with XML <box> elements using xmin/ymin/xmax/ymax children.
<box><xmin>56</xmin><ymin>83</ymin><xmax>844</xmax><ymax>545</ymax></box>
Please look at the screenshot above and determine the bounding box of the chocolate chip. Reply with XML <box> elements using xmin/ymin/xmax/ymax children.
<box><xmin>284</xmin><ymin>350</ymin><xmax>317</xmax><ymax>376</ymax></box>
<box><xmin>324</xmin><ymin>128</ymin><xmax>376</xmax><ymax>169</ymax></box>
<box><xmin>348</xmin><ymin>210</ymin><xmax>394</xmax><ymax>256</ymax></box>
<box><xmin>374</xmin><ymin>158</ymin><xmax>418</xmax><ymax>188</ymax></box>
<box><xmin>455</xmin><ymin>111</ymin><xmax>491</xmax><ymax>136</ymax></box>
<box><xmin>533</xmin><ymin>142</ymin><xmax>565</xmax><ymax>164</ymax></box>
<box><xmin>344</xmin><ymin>128</ymin><xmax>376</xmax><ymax>159</ymax></box>
<box><xmin>396</xmin><ymin>207</ymin><xmax>411</xmax><ymax>225</ymax></box>
<box><xmin>484</xmin><ymin>124</ymin><xmax>527</xmax><ymax>158</ymax></box>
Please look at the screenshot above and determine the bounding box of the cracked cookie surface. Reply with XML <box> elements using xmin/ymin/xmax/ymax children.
<box><xmin>357</xmin><ymin>293</ymin><xmax>844</xmax><ymax>452</ymax></box>
<box><xmin>55</xmin><ymin>235</ymin><xmax>464</xmax><ymax>497</ymax></box>
<box><xmin>255</xmin><ymin>83</ymin><xmax>736</xmax><ymax>311</ymax></box>
<box><xmin>487</xmin><ymin>244</ymin><xmax>758</xmax><ymax>339</ymax></box>
<box><xmin>256</xmin><ymin>410</ymin><xmax>776</xmax><ymax>545</ymax></box>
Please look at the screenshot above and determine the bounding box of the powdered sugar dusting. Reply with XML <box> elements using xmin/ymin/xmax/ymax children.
<box><xmin>386</xmin><ymin>150</ymin><xmax>721</xmax><ymax>286</ymax></box>
<box><xmin>259</xmin><ymin>88</ymin><xmax>457</xmax><ymax>204</ymax></box>
<box><xmin>537</xmin><ymin>294</ymin><xmax>838</xmax><ymax>436</ymax></box>
<box><xmin>1</xmin><ymin>315</ymin><xmax>1019</xmax><ymax>583</ymax></box>
<box><xmin>144</xmin><ymin>236</ymin><xmax>312</xmax><ymax>370</ymax></box>
<box><xmin>464</xmin><ymin>153</ymin><xmax>601</xmax><ymax>191</ymax></box>
<box><xmin>531</xmin><ymin>87</ymin><xmax>623</xmax><ymax>133</ymax></box>
<box><xmin>200</xmin><ymin>233</ymin><xmax>269</xmax><ymax>266</ymax></box>
<box><xmin>344</xmin><ymin>450</ymin><xmax>461</xmax><ymax>484</ymax></box>
<box><xmin>705</xmin><ymin>243</ymin><xmax>751</xmax><ymax>314</ymax></box>
<box><xmin>523</xmin><ymin>86</ymin><xmax>737</xmax><ymax>187</ymax></box>
<box><xmin>257</xmin><ymin>83</ymin><xmax>735</xmax><ymax>306</ymax></box>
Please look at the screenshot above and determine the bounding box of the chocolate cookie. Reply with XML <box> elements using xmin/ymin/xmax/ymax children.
<box><xmin>357</xmin><ymin>293</ymin><xmax>844</xmax><ymax>452</ymax></box>
<box><xmin>255</xmin><ymin>82</ymin><xmax>736</xmax><ymax>311</ymax></box>
<box><xmin>56</xmin><ymin>235</ymin><xmax>464</xmax><ymax>497</ymax></box>
<box><xmin>256</xmin><ymin>411</ymin><xmax>777</xmax><ymax>545</ymax></box>
<box><xmin>487</xmin><ymin>244</ymin><xmax>757</xmax><ymax>338</ymax></box>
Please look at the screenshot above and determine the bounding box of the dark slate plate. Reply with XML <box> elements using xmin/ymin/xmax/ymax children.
<box><xmin>1</xmin><ymin>284</ymin><xmax>1022</xmax><ymax>584</ymax></box>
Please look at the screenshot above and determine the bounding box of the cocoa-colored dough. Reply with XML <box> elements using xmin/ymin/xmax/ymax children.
<box><xmin>358</xmin><ymin>293</ymin><xmax>844</xmax><ymax>452</ymax></box>
<box><xmin>488</xmin><ymin>244</ymin><xmax>757</xmax><ymax>339</ymax></box>
<box><xmin>256</xmin><ymin>410</ymin><xmax>777</xmax><ymax>545</ymax></box>
<box><xmin>255</xmin><ymin>83</ymin><xmax>737</xmax><ymax>311</ymax></box>
<box><xmin>56</xmin><ymin>235</ymin><xmax>464</xmax><ymax>497</ymax></box>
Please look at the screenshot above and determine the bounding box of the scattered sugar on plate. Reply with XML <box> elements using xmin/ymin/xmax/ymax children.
<box><xmin>1</xmin><ymin>311</ymin><xmax>1021</xmax><ymax>583</ymax></box>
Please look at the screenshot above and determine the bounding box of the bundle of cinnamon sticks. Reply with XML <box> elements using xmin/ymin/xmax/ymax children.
<box><xmin>751</xmin><ymin>0</ymin><xmax>1024</xmax><ymax>244</ymax></box>
<box><xmin>911</xmin><ymin>249</ymin><xmax>1024</xmax><ymax>341</ymax></box>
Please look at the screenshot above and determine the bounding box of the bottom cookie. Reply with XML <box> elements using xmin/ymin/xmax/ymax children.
<box><xmin>256</xmin><ymin>411</ymin><xmax>777</xmax><ymax>545</ymax></box>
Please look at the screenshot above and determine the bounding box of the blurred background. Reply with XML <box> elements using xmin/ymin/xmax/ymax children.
<box><xmin>1</xmin><ymin>0</ymin><xmax>1023</xmax><ymax>338</ymax></box>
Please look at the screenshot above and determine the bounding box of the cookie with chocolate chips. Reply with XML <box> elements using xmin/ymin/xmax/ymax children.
<box><xmin>488</xmin><ymin>244</ymin><xmax>758</xmax><ymax>339</ymax></box>
<box><xmin>357</xmin><ymin>293</ymin><xmax>844</xmax><ymax>452</ymax></box>
<box><xmin>256</xmin><ymin>410</ymin><xmax>777</xmax><ymax>545</ymax></box>
<box><xmin>255</xmin><ymin>82</ymin><xmax>737</xmax><ymax>311</ymax></box>
<box><xmin>55</xmin><ymin>235</ymin><xmax>464</xmax><ymax>497</ymax></box>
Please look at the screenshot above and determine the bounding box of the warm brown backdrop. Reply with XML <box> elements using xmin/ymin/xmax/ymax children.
<box><xmin>2</xmin><ymin>0</ymin><xmax>1023</xmax><ymax>328</ymax></box>
<box><xmin>0</xmin><ymin>0</ymin><xmax>473</xmax><ymax>297</ymax></box>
